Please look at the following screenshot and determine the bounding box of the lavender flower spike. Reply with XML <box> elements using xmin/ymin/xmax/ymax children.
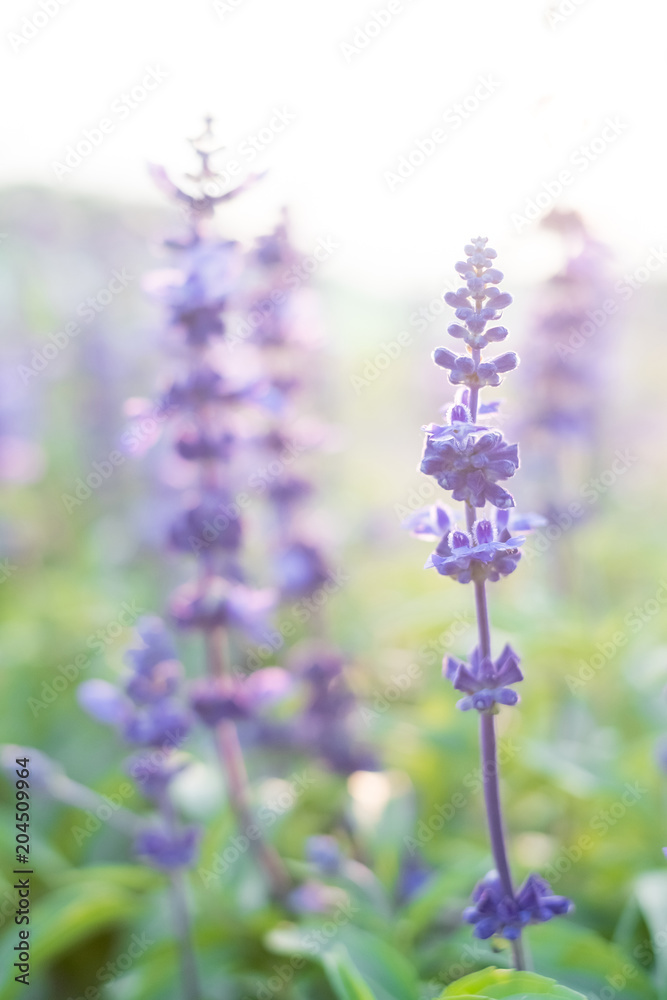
<box><xmin>408</xmin><ymin>237</ymin><xmax>572</xmax><ymax>969</ymax></box>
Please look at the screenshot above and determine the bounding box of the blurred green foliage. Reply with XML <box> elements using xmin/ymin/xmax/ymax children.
<box><xmin>1</xmin><ymin>189</ymin><xmax>666</xmax><ymax>999</ymax></box>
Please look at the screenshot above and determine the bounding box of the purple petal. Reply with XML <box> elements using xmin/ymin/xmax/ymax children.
<box><xmin>433</xmin><ymin>347</ymin><xmax>458</xmax><ymax>370</ymax></box>
<box><xmin>492</xmin><ymin>352</ymin><xmax>519</xmax><ymax>373</ymax></box>
<box><xmin>78</xmin><ymin>680</ymin><xmax>130</xmax><ymax>726</ymax></box>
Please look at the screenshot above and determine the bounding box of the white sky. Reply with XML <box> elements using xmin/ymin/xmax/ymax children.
<box><xmin>1</xmin><ymin>0</ymin><xmax>665</xmax><ymax>292</ymax></box>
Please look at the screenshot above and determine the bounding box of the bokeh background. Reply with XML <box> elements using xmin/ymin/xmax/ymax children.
<box><xmin>1</xmin><ymin>1</ymin><xmax>667</xmax><ymax>998</ymax></box>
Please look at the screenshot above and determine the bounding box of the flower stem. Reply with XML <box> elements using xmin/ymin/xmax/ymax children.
<box><xmin>169</xmin><ymin>869</ymin><xmax>203</xmax><ymax>1000</ymax></box>
<box><xmin>474</xmin><ymin>579</ymin><xmax>524</xmax><ymax>971</ymax></box>
<box><xmin>205</xmin><ymin>627</ymin><xmax>291</xmax><ymax>898</ymax></box>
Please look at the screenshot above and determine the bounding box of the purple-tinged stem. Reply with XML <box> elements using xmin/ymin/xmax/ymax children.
<box><xmin>205</xmin><ymin>627</ymin><xmax>291</xmax><ymax>898</ymax></box>
<box><xmin>465</xmin><ymin>303</ymin><xmax>525</xmax><ymax>968</ymax></box>
<box><xmin>474</xmin><ymin>577</ymin><xmax>525</xmax><ymax>971</ymax></box>
<box><xmin>169</xmin><ymin>869</ymin><xmax>203</xmax><ymax>1000</ymax></box>
<box><xmin>159</xmin><ymin>792</ymin><xmax>202</xmax><ymax>1000</ymax></box>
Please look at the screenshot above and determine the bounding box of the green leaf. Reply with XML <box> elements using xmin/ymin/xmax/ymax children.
<box><xmin>400</xmin><ymin>855</ymin><xmax>488</xmax><ymax>940</ymax></box>
<box><xmin>635</xmin><ymin>870</ymin><xmax>667</xmax><ymax>996</ymax></box>
<box><xmin>528</xmin><ymin>918</ymin><xmax>657</xmax><ymax>999</ymax></box>
<box><xmin>439</xmin><ymin>966</ymin><xmax>586</xmax><ymax>998</ymax></box>
<box><xmin>0</xmin><ymin>882</ymin><xmax>142</xmax><ymax>999</ymax></box>
<box><xmin>322</xmin><ymin>946</ymin><xmax>379</xmax><ymax>1000</ymax></box>
<box><xmin>265</xmin><ymin>922</ymin><xmax>418</xmax><ymax>1000</ymax></box>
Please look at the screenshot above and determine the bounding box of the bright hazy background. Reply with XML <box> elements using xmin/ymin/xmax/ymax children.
<box><xmin>1</xmin><ymin>0</ymin><xmax>665</xmax><ymax>292</ymax></box>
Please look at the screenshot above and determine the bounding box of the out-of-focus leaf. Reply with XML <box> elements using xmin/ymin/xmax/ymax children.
<box><xmin>54</xmin><ymin>864</ymin><xmax>162</xmax><ymax>893</ymax></box>
<box><xmin>266</xmin><ymin>922</ymin><xmax>418</xmax><ymax>1000</ymax></box>
<box><xmin>0</xmin><ymin>883</ymin><xmax>142</xmax><ymax>998</ymax></box>
<box><xmin>634</xmin><ymin>871</ymin><xmax>667</xmax><ymax>997</ymax></box>
<box><xmin>438</xmin><ymin>966</ymin><xmax>586</xmax><ymax>998</ymax></box>
<box><xmin>529</xmin><ymin>918</ymin><xmax>656</xmax><ymax>999</ymax></box>
<box><xmin>399</xmin><ymin>855</ymin><xmax>488</xmax><ymax>940</ymax></box>
<box><xmin>322</xmin><ymin>946</ymin><xmax>379</xmax><ymax>1000</ymax></box>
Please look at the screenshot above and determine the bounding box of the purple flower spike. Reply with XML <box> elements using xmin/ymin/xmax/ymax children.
<box><xmin>444</xmin><ymin>644</ymin><xmax>523</xmax><ymax>713</ymax></box>
<box><xmin>409</xmin><ymin>238</ymin><xmax>574</xmax><ymax>959</ymax></box>
<box><xmin>463</xmin><ymin>870</ymin><xmax>572</xmax><ymax>940</ymax></box>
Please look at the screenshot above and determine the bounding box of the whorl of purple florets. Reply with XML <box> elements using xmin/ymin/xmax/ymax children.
<box><xmin>169</xmin><ymin>578</ymin><xmax>274</xmax><ymax>639</ymax></box>
<box><xmin>175</xmin><ymin>429</ymin><xmax>234</xmax><ymax>462</ymax></box>
<box><xmin>145</xmin><ymin>239</ymin><xmax>241</xmax><ymax>347</ymax></box>
<box><xmin>189</xmin><ymin>678</ymin><xmax>249</xmax><ymax>727</ymax></box>
<box><xmin>169</xmin><ymin>494</ymin><xmax>243</xmax><ymax>554</ymax></box>
<box><xmin>433</xmin><ymin>347</ymin><xmax>518</xmax><ymax>390</ymax></box>
<box><xmin>444</xmin><ymin>644</ymin><xmax>523</xmax><ymax>712</ymax></box>
<box><xmin>463</xmin><ymin>870</ymin><xmax>572</xmax><ymax>939</ymax></box>
<box><xmin>420</xmin><ymin>417</ymin><xmax>519</xmax><ymax>509</ymax></box>
<box><xmin>427</xmin><ymin>517</ymin><xmax>524</xmax><ymax>584</ymax></box>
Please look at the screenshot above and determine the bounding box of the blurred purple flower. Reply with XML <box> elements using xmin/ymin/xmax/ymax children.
<box><xmin>134</xmin><ymin>823</ymin><xmax>201</xmax><ymax>870</ymax></box>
